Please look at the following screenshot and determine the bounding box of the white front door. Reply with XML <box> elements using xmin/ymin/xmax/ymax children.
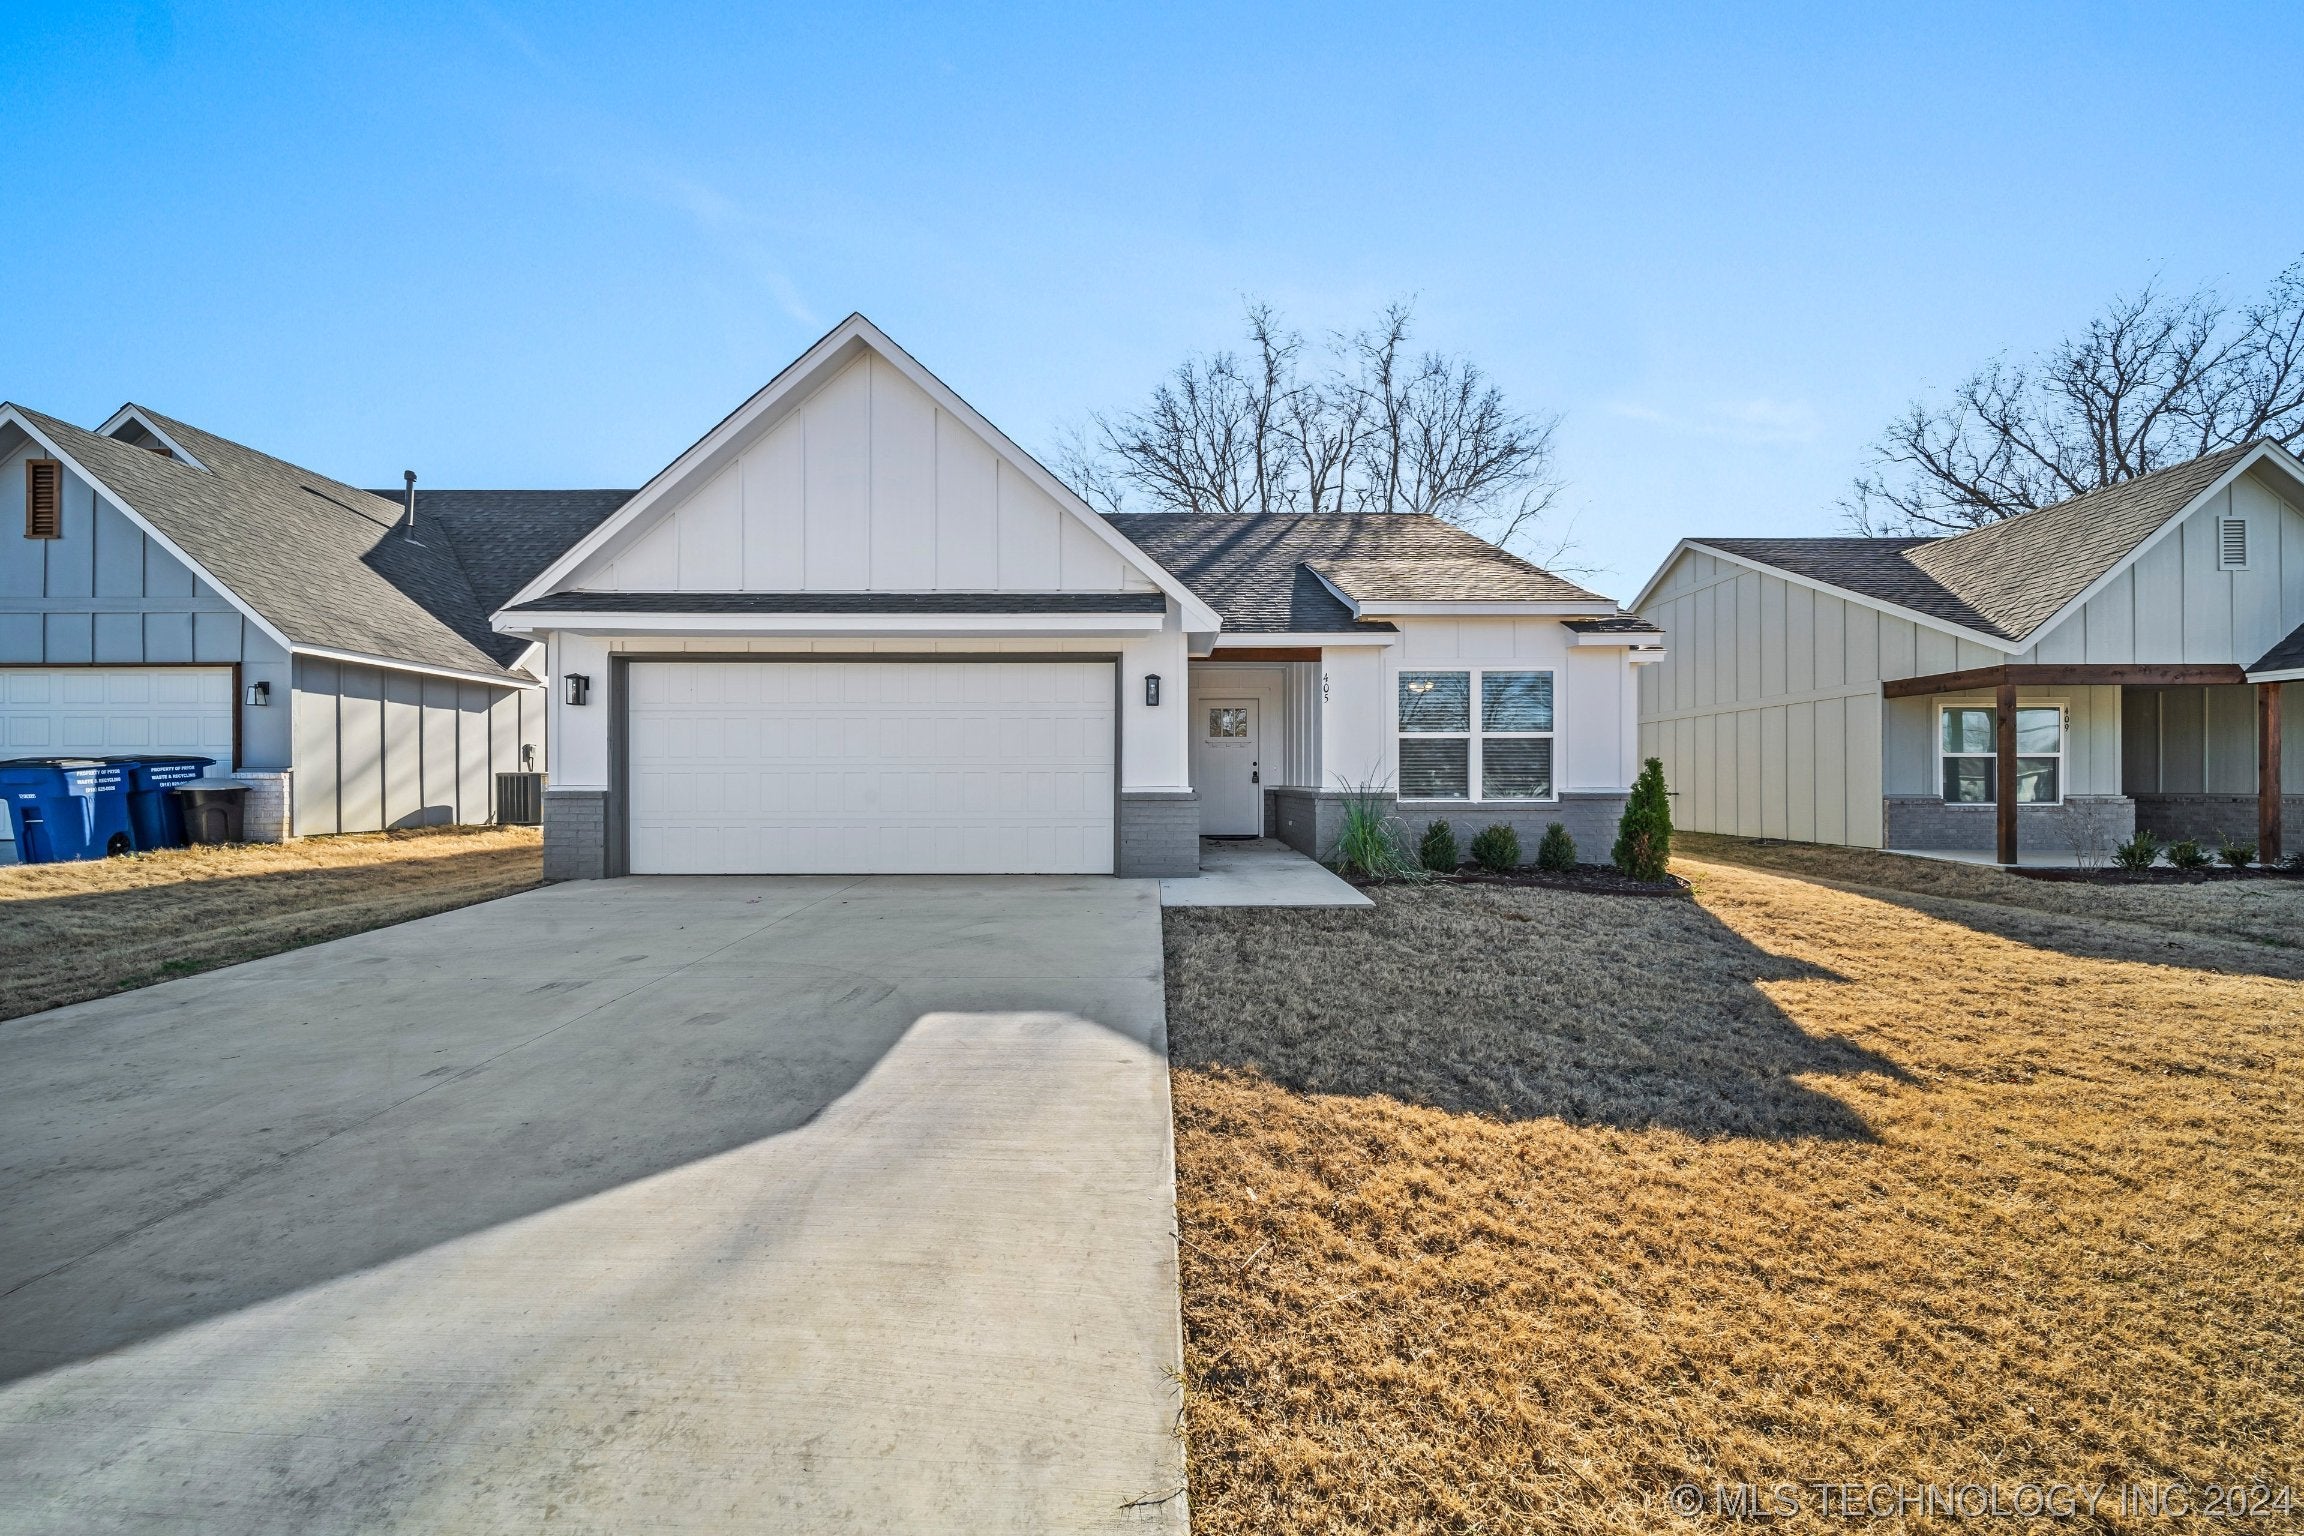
<box><xmin>1193</xmin><ymin>698</ymin><xmax>1260</xmax><ymax>836</ymax></box>
<box><xmin>625</xmin><ymin>659</ymin><xmax>1115</xmax><ymax>875</ymax></box>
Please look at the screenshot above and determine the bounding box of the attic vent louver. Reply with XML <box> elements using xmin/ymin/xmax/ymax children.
<box><xmin>2218</xmin><ymin>516</ymin><xmax>2250</xmax><ymax>571</ymax></box>
<box><xmin>24</xmin><ymin>459</ymin><xmax>62</xmax><ymax>540</ymax></box>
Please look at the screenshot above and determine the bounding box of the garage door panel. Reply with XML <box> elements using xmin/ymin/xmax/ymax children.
<box><xmin>0</xmin><ymin>667</ymin><xmax>234</xmax><ymax>762</ymax></box>
<box><xmin>627</xmin><ymin>660</ymin><xmax>1114</xmax><ymax>875</ymax></box>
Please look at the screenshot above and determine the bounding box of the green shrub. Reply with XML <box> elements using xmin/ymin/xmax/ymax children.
<box><xmin>1468</xmin><ymin>823</ymin><xmax>1521</xmax><ymax>873</ymax></box>
<box><xmin>2112</xmin><ymin>830</ymin><xmax>2161</xmax><ymax>871</ymax></box>
<box><xmin>1330</xmin><ymin>779</ymin><xmax>1426</xmax><ymax>881</ymax></box>
<box><xmin>1612</xmin><ymin>757</ymin><xmax>1674</xmax><ymax>880</ymax></box>
<box><xmin>1536</xmin><ymin>821</ymin><xmax>1576</xmax><ymax>872</ymax></box>
<box><xmin>2165</xmin><ymin>838</ymin><xmax>2211</xmax><ymax>871</ymax></box>
<box><xmin>2219</xmin><ymin>839</ymin><xmax>2257</xmax><ymax>869</ymax></box>
<box><xmin>1417</xmin><ymin>819</ymin><xmax>1459</xmax><ymax>873</ymax></box>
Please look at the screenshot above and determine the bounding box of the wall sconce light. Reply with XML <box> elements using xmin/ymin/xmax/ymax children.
<box><xmin>243</xmin><ymin>679</ymin><xmax>271</xmax><ymax>707</ymax></box>
<box><xmin>1144</xmin><ymin>673</ymin><xmax>1161</xmax><ymax>706</ymax></box>
<box><xmin>564</xmin><ymin>673</ymin><xmax>591</xmax><ymax>706</ymax></box>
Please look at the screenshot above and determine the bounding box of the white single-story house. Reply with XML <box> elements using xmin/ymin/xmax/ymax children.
<box><xmin>1632</xmin><ymin>439</ymin><xmax>2304</xmax><ymax>864</ymax></box>
<box><xmin>494</xmin><ymin>315</ymin><xmax>1664</xmax><ymax>878</ymax></box>
<box><xmin>0</xmin><ymin>404</ymin><xmax>572</xmax><ymax>846</ymax></box>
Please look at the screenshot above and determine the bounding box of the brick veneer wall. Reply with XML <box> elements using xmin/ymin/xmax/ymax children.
<box><xmin>543</xmin><ymin>789</ymin><xmax>609</xmax><ymax>880</ymax></box>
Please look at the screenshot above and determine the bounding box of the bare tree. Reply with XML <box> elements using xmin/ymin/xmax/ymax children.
<box><xmin>1060</xmin><ymin>300</ymin><xmax>1569</xmax><ymax>562</ymax></box>
<box><xmin>1849</xmin><ymin>257</ymin><xmax>2304</xmax><ymax>533</ymax></box>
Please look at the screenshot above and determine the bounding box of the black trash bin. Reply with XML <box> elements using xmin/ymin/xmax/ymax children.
<box><xmin>107</xmin><ymin>756</ymin><xmax>216</xmax><ymax>850</ymax></box>
<box><xmin>175</xmin><ymin>779</ymin><xmax>249</xmax><ymax>845</ymax></box>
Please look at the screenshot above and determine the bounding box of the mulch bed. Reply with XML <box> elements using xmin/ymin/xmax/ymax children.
<box><xmin>2014</xmin><ymin>864</ymin><xmax>2302</xmax><ymax>884</ymax></box>
<box><xmin>1350</xmin><ymin>862</ymin><xmax>1691</xmax><ymax>898</ymax></box>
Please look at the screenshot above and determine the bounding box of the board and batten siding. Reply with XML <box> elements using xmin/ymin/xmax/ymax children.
<box><xmin>0</xmin><ymin>442</ymin><xmax>292</xmax><ymax>769</ymax></box>
<box><xmin>570</xmin><ymin>352</ymin><xmax>1158</xmax><ymax>596</ymax></box>
<box><xmin>291</xmin><ymin>658</ymin><xmax>543</xmax><ymax>835</ymax></box>
<box><xmin>1636</xmin><ymin>467</ymin><xmax>2304</xmax><ymax>848</ymax></box>
<box><xmin>1638</xmin><ymin>549</ymin><xmax>1996</xmax><ymax>847</ymax></box>
<box><xmin>2013</xmin><ymin>469</ymin><xmax>2304</xmax><ymax>667</ymax></box>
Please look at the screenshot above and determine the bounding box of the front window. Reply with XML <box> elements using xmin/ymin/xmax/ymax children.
<box><xmin>1941</xmin><ymin>704</ymin><xmax>2063</xmax><ymax>804</ymax></box>
<box><xmin>1398</xmin><ymin>669</ymin><xmax>1554</xmax><ymax>800</ymax></box>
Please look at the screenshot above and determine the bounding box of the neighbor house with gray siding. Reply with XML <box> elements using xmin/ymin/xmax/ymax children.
<box><xmin>1633</xmin><ymin>439</ymin><xmax>2304</xmax><ymax>864</ymax></box>
<box><xmin>0</xmin><ymin>404</ymin><xmax>605</xmax><ymax>848</ymax></box>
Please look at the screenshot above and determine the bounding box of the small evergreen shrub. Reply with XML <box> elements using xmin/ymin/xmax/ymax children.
<box><xmin>1417</xmin><ymin>819</ymin><xmax>1459</xmax><ymax>873</ymax></box>
<box><xmin>2111</xmin><ymin>830</ymin><xmax>2161</xmax><ymax>871</ymax></box>
<box><xmin>1536</xmin><ymin>821</ymin><xmax>1577</xmax><ymax>872</ymax></box>
<box><xmin>2165</xmin><ymin>838</ymin><xmax>2211</xmax><ymax>871</ymax></box>
<box><xmin>1613</xmin><ymin>757</ymin><xmax>1674</xmax><ymax>880</ymax></box>
<box><xmin>1468</xmin><ymin>822</ymin><xmax>1521</xmax><ymax>873</ymax></box>
<box><xmin>2218</xmin><ymin>839</ymin><xmax>2257</xmax><ymax>869</ymax></box>
<box><xmin>1330</xmin><ymin>778</ymin><xmax>1426</xmax><ymax>881</ymax></box>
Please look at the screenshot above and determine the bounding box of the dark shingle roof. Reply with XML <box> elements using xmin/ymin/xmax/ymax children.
<box><xmin>503</xmin><ymin>591</ymin><xmax>1167</xmax><ymax>615</ymax></box>
<box><xmin>2250</xmin><ymin>622</ymin><xmax>2304</xmax><ymax>676</ymax></box>
<box><xmin>379</xmin><ymin>490</ymin><xmax>634</xmax><ymax>615</ymax></box>
<box><xmin>17</xmin><ymin>406</ymin><xmax>534</xmax><ymax>678</ymax></box>
<box><xmin>1699</xmin><ymin>443</ymin><xmax>2263</xmax><ymax>644</ymax></box>
<box><xmin>1564</xmin><ymin>615</ymin><xmax>1664</xmax><ymax>635</ymax></box>
<box><xmin>1106</xmin><ymin>513</ymin><xmax>1613</xmax><ymax>633</ymax></box>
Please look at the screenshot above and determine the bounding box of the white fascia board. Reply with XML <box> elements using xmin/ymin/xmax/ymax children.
<box><xmin>1640</xmin><ymin>538</ymin><xmax>2025</xmax><ymax>654</ymax></box>
<box><xmin>93</xmin><ymin>404</ymin><xmax>208</xmax><ymax>470</ymax></box>
<box><xmin>1208</xmin><ymin>631</ymin><xmax>1401</xmax><ymax>648</ymax></box>
<box><xmin>2247</xmin><ymin>667</ymin><xmax>2304</xmax><ymax>683</ymax></box>
<box><xmin>0</xmin><ymin>406</ymin><xmax>296</xmax><ymax>657</ymax></box>
<box><xmin>493</xmin><ymin>610</ymin><xmax>1168</xmax><ymax>638</ymax></box>
<box><xmin>292</xmin><ymin>645</ymin><xmax>543</xmax><ymax>690</ymax></box>
<box><xmin>1570</xmin><ymin>631</ymin><xmax>1665</xmax><ymax>647</ymax></box>
<box><xmin>501</xmin><ymin>314</ymin><xmax>1225</xmax><ymax>633</ymax></box>
<box><xmin>1354</xmin><ymin>599</ymin><xmax>1626</xmax><ymax>616</ymax></box>
<box><xmin>2012</xmin><ymin>442</ymin><xmax>2304</xmax><ymax>650</ymax></box>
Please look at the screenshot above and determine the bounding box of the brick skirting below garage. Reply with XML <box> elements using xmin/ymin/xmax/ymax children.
<box><xmin>1117</xmin><ymin>790</ymin><xmax>1200</xmax><ymax>877</ymax></box>
<box><xmin>543</xmin><ymin>790</ymin><xmax>609</xmax><ymax>880</ymax></box>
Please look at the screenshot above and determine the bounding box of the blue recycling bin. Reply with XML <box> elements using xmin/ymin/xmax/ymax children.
<box><xmin>105</xmin><ymin>756</ymin><xmax>216</xmax><ymax>851</ymax></box>
<box><xmin>0</xmin><ymin>759</ymin><xmax>135</xmax><ymax>863</ymax></box>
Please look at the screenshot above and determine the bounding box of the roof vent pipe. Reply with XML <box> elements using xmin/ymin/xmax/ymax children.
<box><xmin>402</xmin><ymin>470</ymin><xmax>424</xmax><ymax>546</ymax></box>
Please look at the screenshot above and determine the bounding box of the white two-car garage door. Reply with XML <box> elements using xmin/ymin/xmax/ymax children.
<box><xmin>626</xmin><ymin>659</ymin><xmax>1115</xmax><ymax>875</ymax></box>
<box><xmin>0</xmin><ymin>667</ymin><xmax>235</xmax><ymax>761</ymax></box>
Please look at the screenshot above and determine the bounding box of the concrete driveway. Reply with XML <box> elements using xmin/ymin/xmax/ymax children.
<box><xmin>0</xmin><ymin>875</ymin><xmax>1187</xmax><ymax>1534</ymax></box>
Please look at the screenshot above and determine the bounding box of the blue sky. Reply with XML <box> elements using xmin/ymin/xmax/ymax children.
<box><xmin>4</xmin><ymin>2</ymin><xmax>2298</xmax><ymax>598</ymax></box>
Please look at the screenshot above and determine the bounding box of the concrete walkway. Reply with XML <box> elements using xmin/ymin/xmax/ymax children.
<box><xmin>0</xmin><ymin>876</ymin><xmax>1186</xmax><ymax>1535</ymax></box>
<box><xmin>1161</xmin><ymin>837</ymin><xmax>1373</xmax><ymax>907</ymax></box>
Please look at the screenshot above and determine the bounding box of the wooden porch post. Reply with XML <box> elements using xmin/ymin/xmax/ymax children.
<box><xmin>2260</xmin><ymin>682</ymin><xmax>2284</xmax><ymax>865</ymax></box>
<box><xmin>1995</xmin><ymin>679</ymin><xmax>2019</xmax><ymax>866</ymax></box>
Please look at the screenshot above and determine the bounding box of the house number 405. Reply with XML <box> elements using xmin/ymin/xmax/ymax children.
<box><xmin>1321</xmin><ymin>671</ymin><xmax>1331</xmax><ymax>702</ymax></box>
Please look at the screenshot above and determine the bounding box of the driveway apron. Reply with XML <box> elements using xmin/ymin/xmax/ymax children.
<box><xmin>0</xmin><ymin>874</ymin><xmax>1187</xmax><ymax>1534</ymax></box>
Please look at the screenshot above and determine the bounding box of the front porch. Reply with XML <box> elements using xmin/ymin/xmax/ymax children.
<box><xmin>1881</xmin><ymin>664</ymin><xmax>2297</xmax><ymax>865</ymax></box>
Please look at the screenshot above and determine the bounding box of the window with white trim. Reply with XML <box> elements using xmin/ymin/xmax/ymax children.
<box><xmin>1398</xmin><ymin>669</ymin><xmax>1555</xmax><ymax>800</ymax></box>
<box><xmin>1940</xmin><ymin>704</ymin><xmax>2063</xmax><ymax>805</ymax></box>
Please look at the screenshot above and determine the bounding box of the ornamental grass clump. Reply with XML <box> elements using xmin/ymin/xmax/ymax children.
<box><xmin>1330</xmin><ymin>779</ymin><xmax>1426</xmax><ymax>882</ymax></box>
<box><xmin>1468</xmin><ymin>823</ymin><xmax>1521</xmax><ymax>873</ymax></box>
<box><xmin>1418</xmin><ymin>819</ymin><xmax>1459</xmax><ymax>873</ymax></box>
<box><xmin>1535</xmin><ymin>822</ymin><xmax>1576</xmax><ymax>872</ymax></box>
<box><xmin>1612</xmin><ymin>756</ymin><xmax>1673</xmax><ymax>880</ymax></box>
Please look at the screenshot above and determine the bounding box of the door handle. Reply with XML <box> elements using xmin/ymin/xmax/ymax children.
<box><xmin>1251</xmin><ymin>761</ymin><xmax>1260</xmax><ymax>785</ymax></box>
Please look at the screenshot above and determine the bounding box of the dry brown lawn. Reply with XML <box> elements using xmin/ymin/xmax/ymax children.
<box><xmin>1166</xmin><ymin>850</ymin><xmax>2304</xmax><ymax>1533</ymax></box>
<box><xmin>0</xmin><ymin>825</ymin><xmax>542</xmax><ymax>1021</ymax></box>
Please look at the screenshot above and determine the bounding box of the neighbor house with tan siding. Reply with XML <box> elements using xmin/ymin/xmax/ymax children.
<box><xmin>1632</xmin><ymin>440</ymin><xmax>2304</xmax><ymax>864</ymax></box>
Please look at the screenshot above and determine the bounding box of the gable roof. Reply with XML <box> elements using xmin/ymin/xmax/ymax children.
<box><xmin>1105</xmin><ymin>513</ymin><xmax>1614</xmax><ymax>633</ymax></box>
<box><xmin>6</xmin><ymin>405</ymin><xmax>538</xmax><ymax>682</ymax></box>
<box><xmin>1652</xmin><ymin>440</ymin><xmax>2299</xmax><ymax>648</ymax></box>
<box><xmin>503</xmin><ymin>314</ymin><xmax>1223</xmax><ymax>632</ymax></box>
